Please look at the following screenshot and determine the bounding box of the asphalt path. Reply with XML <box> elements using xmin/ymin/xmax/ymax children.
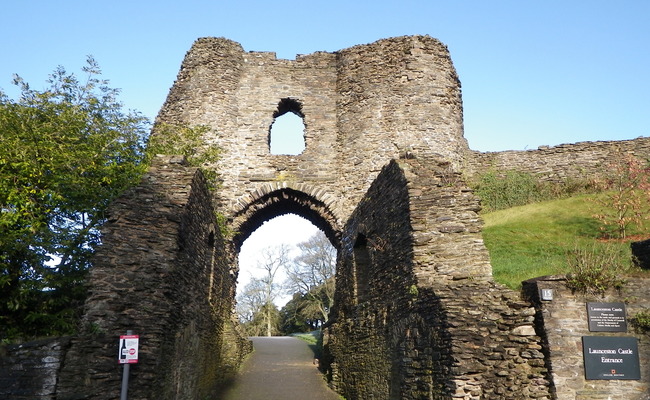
<box><xmin>218</xmin><ymin>336</ymin><xmax>341</xmax><ymax>400</ymax></box>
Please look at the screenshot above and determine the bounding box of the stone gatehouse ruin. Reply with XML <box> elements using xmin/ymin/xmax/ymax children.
<box><xmin>1</xmin><ymin>35</ymin><xmax>649</xmax><ymax>400</ymax></box>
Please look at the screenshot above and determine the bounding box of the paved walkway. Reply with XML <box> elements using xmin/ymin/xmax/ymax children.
<box><xmin>218</xmin><ymin>336</ymin><xmax>341</xmax><ymax>400</ymax></box>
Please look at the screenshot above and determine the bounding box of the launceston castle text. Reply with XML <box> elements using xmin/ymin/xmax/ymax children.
<box><xmin>1</xmin><ymin>35</ymin><xmax>649</xmax><ymax>400</ymax></box>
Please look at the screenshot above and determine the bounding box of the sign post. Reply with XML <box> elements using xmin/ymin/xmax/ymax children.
<box><xmin>119</xmin><ymin>331</ymin><xmax>139</xmax><ymax>400</ymax></box>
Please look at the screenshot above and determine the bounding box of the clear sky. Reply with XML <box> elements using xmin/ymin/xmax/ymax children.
<box><xmin>1</xmin><ymin>0</ymin><xmax>648</xmax><ymax>152</ymax></box>
<box><xmin>2</xmin><ymin>1</ymin><xmax>648</xmax><ymax>303</ymax></box>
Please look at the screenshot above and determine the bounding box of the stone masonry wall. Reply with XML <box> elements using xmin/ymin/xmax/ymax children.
<box><xmin>335</xmin><ymin>36</ymin><xmax>468</xmax><ymax>221</ymax></box>
<box><xmin>464</xmin><ymin>137</ymin><xmax>650</xmax><ymax>182</ymax></box>
<box><xmin>324</xmin><ymin>158</ymin><xmax>552</xmax><ymax>400</ymax></box>
<box><xmin>54</xmin><ymin>156</ymin><xmax>250</xmax><ymax>400</ymax></box>
<box><xmin>524</xmin><ymin>276</ymin><xmax>650</xmax><ymax>400</ymax></box>
<box><xmin>154</xmin><ymin>35</ymin><xmax>468</xmax><ymax>232</ymax></box>
<box><xmin>0</xmin><ymin>337</ymin><xmax>71</xmax><ymax>399</ymax></box>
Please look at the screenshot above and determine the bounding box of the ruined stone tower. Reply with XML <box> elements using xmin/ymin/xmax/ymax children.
<box><xmin>154</xmin><ymin>35</ymin><xmax>468</xmax><ymax>247</ymax></box>
<box><xmin>139</xmin><ymin>36</ymin><xmax>552</xmax><ymax>399</ymax></box>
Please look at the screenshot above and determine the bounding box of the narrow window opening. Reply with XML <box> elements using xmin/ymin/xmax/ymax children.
<box><xmin>207</xmin><ymin>230</ymin><xmax>216</xmax><ymax>302</ymax></box>
<box><xmin>353</xmin><ymin>234</ymin><xmax>371</xmax><ymax>304</ymax></box>
<box><xmin>269</xmin><ymin>98</ymin><xmax>306</xmax><ymax>155</ymax></box>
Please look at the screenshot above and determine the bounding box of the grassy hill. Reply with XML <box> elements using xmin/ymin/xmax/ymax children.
<box><xmin>481</xmin><ymin>193</ymin><xmax>647</xmax><ymax>289</ymax></box>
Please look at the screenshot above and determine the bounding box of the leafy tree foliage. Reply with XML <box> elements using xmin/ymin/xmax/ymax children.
<box><xmin>236</xmin><ymin>278</ymin><xmax>266</xmax><ymax>325</ymax></box>
<box><xmin>235</xmin><ymin>232</ymin><xmax>336</xmax><ymax>336</ymax></box>
<box><xmin>0</xmin><ymin>58</ymin><xmax>149</xmax><ymax>341</ymax></box>
<box><xmin>282</xmin><ymin>232</ymin><xmax>336</xmax><ymax>329</ymax></box>
<box><xmin>147</xmin><ymin>123</ymin><xmax>220</xmax><ymax>189</ymax></box>
<box><xmin>280</xmin><ymin>291</ymin><xmax>328</xmax><ymax>334</ymax></box>
<box><xmin>240</xmin><ymin>302</ymin><xmax>282</xmax><ymax>337</ymax></box>
<box><xmin>236</xmin><ymin>245</ymin><xmax>289</xmax><ymax>336</ymax></box>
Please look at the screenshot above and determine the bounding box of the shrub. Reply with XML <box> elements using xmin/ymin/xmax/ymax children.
<box><xmin>147</xmin><ymin>123</ymin><xmax>221</xmax><ymax>189</ymax></box>
<box><xmin>565</xmin><ymin>244</ymin><xmax>633</xmax><ymax>295</ymax></box>
<box><xmin>591</xmin><ymin>153</ymin><xmax>650</xmax><ymax>239</ymax></box>
<box><xmin>472</xmin><ymin>170</ymin><xmax>593</xmax><ymax>212</ymax></box>
<box><xmin>630</xmin><ymin>310</ymin><xmax>650</xmax><ymax>333</ymax></box>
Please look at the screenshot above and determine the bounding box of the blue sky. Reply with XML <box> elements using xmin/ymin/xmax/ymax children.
<box><xmin>3</xmin><ymin>1</ymin><xmax>648</xmax><ymax>303</ymax></box>
<box><xmin>1</xmin><ymin>0</ymin><xmax>648</xmax><ymax>152</ymax></box>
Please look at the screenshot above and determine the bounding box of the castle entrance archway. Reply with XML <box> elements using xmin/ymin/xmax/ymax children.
<box><xmin>53</xmin><ymin>36</ymin><xmax>553</xmax><ymax>400</ymax></box>
<box><xmin>232</xmin><ymin>187</ymin><xmax>341</xmax><ymax>331</ymax></box>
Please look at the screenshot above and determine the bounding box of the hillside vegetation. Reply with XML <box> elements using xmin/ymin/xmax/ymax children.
<box><xmin>481</xmin><ymin>193</ymin><xmax>647</xmax><ymax>289</ymax></box>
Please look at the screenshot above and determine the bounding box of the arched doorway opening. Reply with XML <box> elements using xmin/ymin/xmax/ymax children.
<box><xmin>237</xmin><ymin>214</ymin><xmax>336</xmax><ymax>336</ymax></box>
<box><xmin>231</xmin><ymin>187</ymin><xmax>341</xmax><ymax>337</ymax></box>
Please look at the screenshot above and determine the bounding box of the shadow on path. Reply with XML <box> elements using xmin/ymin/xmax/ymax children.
<box><xmin>217</xmin><ymin>336</ymin><xmax>340</xmax><ymax>400</ymax></box>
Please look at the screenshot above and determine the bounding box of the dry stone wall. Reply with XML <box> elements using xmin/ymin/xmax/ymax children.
<box><xmin>324</xmin><ymin>158</ymin><xmax>552</xmax><ymax>399</ymax></box>
<box><xmin>0</xmin><ymin>337</ymin><xmax>70</xmax><ymax>399</ymax></box>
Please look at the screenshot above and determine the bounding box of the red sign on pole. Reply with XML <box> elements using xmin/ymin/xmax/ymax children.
<box><xmin>118</xmin><ymin>335</ymin><xmax>139</xmax><ymax>364</ymax></box>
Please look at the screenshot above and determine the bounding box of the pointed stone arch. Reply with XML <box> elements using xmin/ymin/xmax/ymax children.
<box><xmin>231</xmin><ymin>182</ymin><xmax>342</xmax><ymax>251</ymax></box>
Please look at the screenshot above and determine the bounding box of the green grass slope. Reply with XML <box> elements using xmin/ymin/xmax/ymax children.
<box><xmin>481</xmin><ymin>194</ymin><xmax>644</xmax><ymax>289</ymax></box>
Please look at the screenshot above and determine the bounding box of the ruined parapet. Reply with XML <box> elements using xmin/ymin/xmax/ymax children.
<box><xmin>335</xmin><ymin>36</ymin><xmax>468</xmax><ymax>209</ymax></box>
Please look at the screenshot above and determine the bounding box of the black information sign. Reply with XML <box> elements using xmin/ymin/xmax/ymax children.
<box><xmin>583</xmin><ymin>336</ymin><xmax>640</xmax><ymax>380</ymax></box>
<box><xmin>587</xmin><ymin>302</ymin><xmax>627</xmax><ymax>332</ymax></box>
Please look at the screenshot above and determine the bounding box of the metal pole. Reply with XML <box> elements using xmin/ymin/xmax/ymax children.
<box><xmin>120</xmin><ymin>330</ymin><xmax>133</xmax><ymax>400</ymax></box>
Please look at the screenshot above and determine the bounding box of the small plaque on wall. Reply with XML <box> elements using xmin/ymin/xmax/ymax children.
<box><xmin>587</xmin><ymin>302</ymin><xmax>627</xmax><ymax>332</ymax></box>
<box><xmin>583</xmin><ymin>336</ymin><xmax>640</xmax><ymax>380</ymax></box>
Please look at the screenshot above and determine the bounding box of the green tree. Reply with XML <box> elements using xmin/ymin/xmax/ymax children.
<box><xmin>0</xmin><ymin>57</ymin><xmax>149</xmax><ymax>341</ymax></box>
<box><xmin>146</xmin><ymin>123</ymin><xmax>220</xmax><ymax>189</ymax></box>
<box><xmin>284</xmin><ymin>232</ymin><xmax>336</xmax><ymax>326</ymax></box>
<box><xmin>280</xmin><ymin>291</ymin><xmax>326</xmax><ymax>334</ymax></box>
<box><xmin>243</xmin><ymin>303</ymin><xmax>281</xmax><ymax>337</ymax></box>
<box><xmin>236</xmin><ymin>245</ymin><xmax>289</xmax><ymax>336</ymax></box>
<box><xmin>280</xmin><ymin>293</ymin><xmax>311</xmax><ymax>334</ymax></box>
<box><xmin>237</xmin><ymin>278</ymin><xmax>283</xmax><ymax>336</ymax></box>
<box><xmin>236</xmin><ymin>278</ymin><xmax>266</xmax><ymax>325</ymax></box>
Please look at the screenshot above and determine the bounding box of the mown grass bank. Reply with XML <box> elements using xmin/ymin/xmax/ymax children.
<box><xmin>481</xmin><ymin>194</ymin><xmax>647</xmax><ymax>289</ymax></box>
